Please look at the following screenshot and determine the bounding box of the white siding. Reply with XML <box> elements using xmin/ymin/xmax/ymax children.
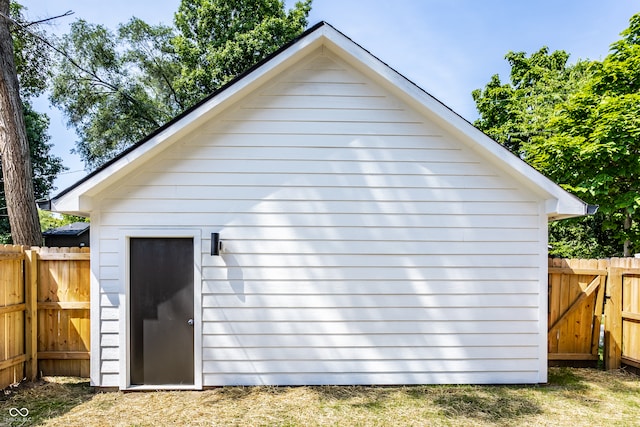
<box><xmin>94</xmin><ymin>50</ymin><xmax>545</xmax><ymax>386</ymax></box>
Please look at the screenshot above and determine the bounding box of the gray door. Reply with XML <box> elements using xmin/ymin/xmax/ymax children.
<box><xmin>130</xmin><ymin>237</ymin><xmax>194</xmax><ymax>385</ymax></box>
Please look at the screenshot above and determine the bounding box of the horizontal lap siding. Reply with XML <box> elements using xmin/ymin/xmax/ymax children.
<box><xmin>97</xmin><ymin>51</ymin><xmax>543</xmax><ymax>385</ymax></box>
<box><xmin>96</xmin><ymin>233</ymin><xmax>119</xmax><ymax>387</ymax></box>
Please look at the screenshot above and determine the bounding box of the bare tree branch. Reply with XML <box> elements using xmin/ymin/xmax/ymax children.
<box><xmin>22</xmin><ymin>10</ymin><xmax>74</xmax><ymax>28</ymax></box>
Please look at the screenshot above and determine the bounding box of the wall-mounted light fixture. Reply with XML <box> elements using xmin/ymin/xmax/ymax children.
<box><xmin>211</xmin><ymin>232</ymin><xmax>222</xmax><ymax>256</ymax></box>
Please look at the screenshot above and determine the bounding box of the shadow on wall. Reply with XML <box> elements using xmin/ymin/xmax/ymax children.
<box><xmin>221</xmin><ymin>251</ymin><xmax>245</xmax><ymax>303</ymax></box>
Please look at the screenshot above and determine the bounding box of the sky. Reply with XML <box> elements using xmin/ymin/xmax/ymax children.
<box><xmin>18</xmin><ymin>0</ymin><xmax>640</xmax><ymax>192</ymax></box>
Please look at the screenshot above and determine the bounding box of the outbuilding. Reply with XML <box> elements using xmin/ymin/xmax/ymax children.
<box><xmin>42</xmin><ymin>222</ymin><xmax>90</xmax><ymax>247</ymax></box>
<box><xmin>46</xmin><ymin>22</ymin><xmax>590</xmax><ymax>389</ymax></box>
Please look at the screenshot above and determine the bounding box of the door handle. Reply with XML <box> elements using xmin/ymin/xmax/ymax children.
<box><xmin>187</xmin><ymin>318</ymin><xmax>194</xmax><ymax>326</ymax></box>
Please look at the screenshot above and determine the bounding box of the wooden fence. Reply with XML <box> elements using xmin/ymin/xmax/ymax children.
<box><xmin>548</xmin><ymin>258</ymin><xmax>607</xmax><ymax>366</ymax></box>
<box><xmin>0</xmin><ymin>246</ymin><xmax>90</xmax><ymax>388</ymax></box>
<box><xmin>0</xmin><ymin>249</ymin><xmax>638</xmax><ymax>388</ymax></box>
<box><xmin>549</xmin><ymin>257</ymin><xmax>640</xmax><ymax>371</ymax></box>
<box><xmin>0</xmin><ymin>245</ymin><xmax>28</xmax><ymax>388</ymax></box>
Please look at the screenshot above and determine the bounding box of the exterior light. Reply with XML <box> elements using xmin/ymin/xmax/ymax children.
<box><xmin>211</xmin><ymin>232</ymin><xmax>222</xmax><ymax>256</ymax></box>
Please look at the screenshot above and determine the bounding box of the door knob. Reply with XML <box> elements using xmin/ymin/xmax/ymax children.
<box><xmin>187</xmin><ymin>318</ymin><xmax>194</xmax><ymax>326</ymax></box>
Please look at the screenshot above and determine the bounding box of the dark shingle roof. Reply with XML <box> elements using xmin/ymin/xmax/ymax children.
<box><xmin>42</xmin><ymin>222</ymin><xmax>90</xmax><ymax>237</ymax></box>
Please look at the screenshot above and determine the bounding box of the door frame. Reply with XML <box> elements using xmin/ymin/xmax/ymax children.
<box><xmin>119</xmin><ymin>229</ymin><xmax>202</xmax><ymax>390</ymax></box>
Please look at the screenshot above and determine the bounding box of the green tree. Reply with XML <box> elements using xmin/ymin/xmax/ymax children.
<box><xmin>10</xmin><ymin>2</ymin><xmax>48</xmax><ymax>97</ymax></box>
<box><xmin>51</xmin><ymin>0</ymin><xmax>312</xmax><ymax>169</ymax></box>
<box><xmin>0</xmin><ymin>102</ymin><xmax>64</xmax><ymax>244</ymax></box>
<box><xmin>472</xmin><ymin>47</ymin><xmax>594</xmax><ymax>161</ymax></box>
<box><xmin>532</xmin><ymin>12</ymin><xmax>640</xmax><ymax>256</ymax></box>
<box><xmin>39</xmin><ymin>209</ymin><xmax>87</xmax><ymax>233</ymax></box>
<box><xmin>472</xmin><ymin>47</ymin><xmax>607</xmax><ymax>257</ymax></box>
<box><xmin>474</xmin><ymin>13</ymin><xmax>640</xmax><ymax>257</ymax></box>
<box><xmin>173</xmin><ymin>0</ymin><xmax>311</xmax><ymax>106</ymax></box>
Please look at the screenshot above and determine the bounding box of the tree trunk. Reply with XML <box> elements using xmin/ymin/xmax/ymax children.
<box><xmin>0</xmin><ymin>0</ymin><xmax>41</xmax><ymax>246</ymax></box>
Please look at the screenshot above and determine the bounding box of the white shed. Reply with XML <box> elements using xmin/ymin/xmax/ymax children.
<box><xmin>47</xmin><ymin>22</ymin><xmax>590</xmax><ymax>389</ymax></box>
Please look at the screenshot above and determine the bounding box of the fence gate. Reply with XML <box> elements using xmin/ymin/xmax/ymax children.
<box><xmin>35</xmin><ymin>247</ymin><xmax>90</xmax><ymax>377</ymax></box>
<box><xmin>605</xmin><ymin>263</ymin><xmax>640</xmax><ymax>371</ymax></box>
<box><xmin>548</xmin><ymin>258</ymin><xmax>607</xmax><ymax>366</ymax></box>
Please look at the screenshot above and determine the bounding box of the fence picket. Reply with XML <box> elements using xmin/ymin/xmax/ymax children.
<box><xmin>24</xmin><ymin>250</ymin><xmax>37</xmax><ymax>380</ymax></box>
<box><xmin>617</xmin><ymin>261</ymin><xmax>640</xmax><ymax>370</ymax></box>
<box><xmin>591</xmin><ymin>268</ymin><xmax>606</xmax><ymax>358</ymax></box>
<box><xmin>605</xmin><ymin>267</ymin><xmax>623</xmax><ymax>370</ymax></box>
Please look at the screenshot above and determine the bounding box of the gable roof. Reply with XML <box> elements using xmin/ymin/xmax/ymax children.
<box><xmin>45</xmin><ymin>21</ymin><xmax>592</xmax><ymax>220</ymax></box>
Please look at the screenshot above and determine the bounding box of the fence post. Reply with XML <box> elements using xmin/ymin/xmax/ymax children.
<box><xmin>24</xmin><ymin>249</ymin><xmax>38</xmax><ymax>380</ymax></box>
<box><xmin>604</xmin><ymin>267</ymin><xmax>623</xmax><ymax>370</ymax></box>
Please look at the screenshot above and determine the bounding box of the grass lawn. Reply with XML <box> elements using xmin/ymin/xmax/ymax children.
<box><xmin>0</xmin><ymin>367</ymin><xmax>638</xmax><ymax>426</ymax></box>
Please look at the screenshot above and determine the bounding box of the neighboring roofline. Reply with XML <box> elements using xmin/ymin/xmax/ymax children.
<box><xmin>42</xmin><ymin>222</ymin><xmax>90</xmax><ymax>237</ymax></box>
<box><xmin>46</xmin><ymin>21</ymin><xmax>590</xmax><ymax>219</ymax></box>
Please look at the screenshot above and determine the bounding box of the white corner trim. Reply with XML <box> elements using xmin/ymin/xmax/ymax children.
<box><xmin>537</xmin><ymin>202</ymin><xmax>549</xmax><ymax>383</ymax></box>
<box><xmin>89</xmin><ymin>212</ymin><xmax>101</xmax><ymax>387</ymax></box>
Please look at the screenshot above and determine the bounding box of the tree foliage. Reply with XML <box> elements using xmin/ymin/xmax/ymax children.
<box><xmin>51</xmin><ymin>0</ymin><xmax>312</xmax><ymax>169</ymax></box>
<box><xmin>23</xmin><ymin>102</ymin><xmax>63</xmax><ymax>198</ymax></box>
<box><xmin>173</xmin><ymin>0</ymin><xmax>311</xmax><ymax>106</ymax></box>
<box><xmin>535</xmin><ymin>13</ymin><xmax>640</xmax><ymax>256</ymax></box>
<box><xmin>10</xmin><ymin>1</ymin><xmax>49</xmax><ymax>98</ymax></box>
<box><xmin>473</xmin><ymin>13</ymin><xmax>640</xmax><ymax>257</ymax></box>
<box><xmin>51</xmin><ymin>19</ymin><xmax>178</xmax><ymax>169</ymax></box>
<box><xmin>0</xmin><ymin>101</ymin><xmax>66</xmax><ymax>243</ymax></box>
<box><xmin>472</xmin><ymin>47</ymin><xmax>594</xmax><ymax>160</ymax></box>
<box><xmin>13</xmin><ymin>4</ymin><xmax>66</xmax><ymax>208</ymax></box>
<box><xmin>38</xmin><ymin>209</ymin><xmax>87</xmax><ymax>233</ymax></box>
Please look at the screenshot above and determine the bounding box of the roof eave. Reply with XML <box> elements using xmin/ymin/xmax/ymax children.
<box><xmin>47</xmin><ymin>21</ymin><xmax>590</xmax><ymax>220</ymax></box>
<box><xmin>547</xmin><ymin>200</ymin><xmax>598</xmax><ymax>221</ymax></box>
